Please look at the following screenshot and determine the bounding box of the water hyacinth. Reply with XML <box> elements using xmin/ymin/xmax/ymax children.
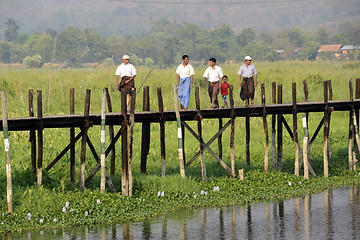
<box><xmin>299</xmin><ymin>181</ymin><xmax>302</xmax><ymax>184</ymax></box>
<box><xmin>65</xmin><ymin>201</ymin><xmax>70</xmax><ymax>208</ymax></box>
<box><xmin>157</xmin><ymin>191</ymin><xmax>165</xmax><ymax>197</ymax></box>
<box><xmin>62</xmin><ymin>207</ymin><xmax>66</xmax><ymax>213</ymax></box>
<box><xmin>70</xmin><ymin>208</ymin><xmax>74</xmax><ymax>212</ymax></box>
<box><xmin>27</xmin><ymin>213</ymin><xmax>31</xmax><ymax>221</ymax></box>
<box><xmin>53</xmin><ymin>218</ymin><xmax>57</xmax><ymax>222</ymax></box>
<box><xmin>288</xmin><ymin>181</ymin><xmax>292</xmax><ymax>186</ymax></box>
<box><xmin>201</xmin><ymin>190</ymin><xmax>208</xmax><ymax>195</ymax></box>
<box><xmin>97</xmin><ymin>199</ymin><xmax>101</xmax><ymax>204</ymax></box>
<box><xmin>39</xmin><ymin>219</ymin><xmax>43</xmax><ymax>224</ymax></box>
<box><xmin>213</xmin><ymin>186</ymin><xmax>220</xmax><ymax>192</ymax></box>
<box><xmin>85</xmin><ymin>211</ymin><xmax>88</xmax><ymax>216</ymax></box>
<box><xmin>194</xmin><ymin>195</ymin><xmax>197</xmax><ymax>199</ymax></box>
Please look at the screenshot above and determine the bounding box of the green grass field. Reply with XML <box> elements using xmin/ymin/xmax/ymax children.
<box><xmin>0</xmin><ymin>61</ymin><xmax>359</xmax><ymax>233</ymax></box>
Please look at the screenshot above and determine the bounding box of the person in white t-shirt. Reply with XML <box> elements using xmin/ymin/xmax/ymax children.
<box><xmin>115</xmin><ymin>55</ymin><xmax>137</xmax><ymax>109</ymax></box>
<box><xmin>176</xmin><ymin>55</ymin><xmax>195</xmax><ymax>110</ymax></box>
<box><xmin>203</xmin><ymin>58</ymin><xmax>223</xmax><ymax>108</ymax></box>
<box><xmin>238</xmin><ymin>56</ymin><xmax>257</xmax><ymax>106</ymax></box>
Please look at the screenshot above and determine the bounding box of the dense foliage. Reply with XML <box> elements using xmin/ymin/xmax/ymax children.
<box><xmin>0</xmin><ymin>18</ymin><xmax>360</xmax><ymax>67</ymax></box>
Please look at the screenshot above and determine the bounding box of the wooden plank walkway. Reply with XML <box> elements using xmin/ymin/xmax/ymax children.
<box><xmin>1</xmin><ymin>99</ymin><xmax>360</xmax><ymax>131</ymax></box>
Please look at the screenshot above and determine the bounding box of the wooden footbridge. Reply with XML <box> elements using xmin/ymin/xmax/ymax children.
<box><xmin>1</xmin><ymin>78</ymin><xmax>360</xmax><ymax>204</ymax></box>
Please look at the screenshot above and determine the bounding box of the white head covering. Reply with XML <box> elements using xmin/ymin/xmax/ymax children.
<box><xmin>122</xmin><ymin>55</ymin><xmax>130</xmax><ymax>60</ymax></box>
<box><xmin>244</xmin><ymin>56</ymin><xmax>252</xmax><ymax>61</ymax></box>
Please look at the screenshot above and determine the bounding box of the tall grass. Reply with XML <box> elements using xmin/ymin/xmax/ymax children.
<box><xmin>0</xmin><ymin>61</ymin><xmax>359</xmax><ymax>225</ymax></box>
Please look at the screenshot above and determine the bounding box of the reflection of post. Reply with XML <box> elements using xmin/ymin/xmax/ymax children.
<box><xmin>232</xmin><ymin>206</ymin><xmax>236</xmax><ymax>240</ymax></box>
<box><xmin>265</xmin><ymin>202</ymin><xmax>270</xmax><ymax>239</ymax></box>
<box><xmin>247</xmin><ymin>205</ymin><xmax>253</xmax><ymax>239</ymax></box>
<box><xmin>303</xmin><ymin>114</ymin><xmax>309</xmax><ymax>179</ymax></box>
<box><xmin>220</xmin><ymin>208</ymin><xmax>225</xmax><ymax>239</ymax></box>
<box><xmin>201</xmin><ymin>208</ymin><xmax>206</xmax><ymax>240</ymax></box>
<box><xmin>324</xmin><ymin>188</ymin><xmax>332</xmax><ymax>239</ymax></box>
<box><xmin>142</xmin><ymin>220</ymin><xmax>151</xmax><ymax>240</ymax></box>
<box><xmin>295</xmin><ymin>198</ymin><xmax>300</xmax><ymax>237</ymax></box>
<box><xmin>101</xmin><ymin>225</ymin><xmax>106</xmax><ymax>240</ymax></box>
<box><xmin>180</xmin><ymin>219</ymin><xmax>186</xmax><ymax>240</ymax></box>
<box><xmin>161</xmin><ymin>217</ymin><xmax>167</xmax><ymax>240</ymax></box>
<box><xmin>304</xmin><ymin>194</ymin><xmax>310</xmax><ymax>240</ymax></box>
<box><xmin>278</xmin><ymin>202</ymin><xmax>285</xmax><ymax>238</ymax></box>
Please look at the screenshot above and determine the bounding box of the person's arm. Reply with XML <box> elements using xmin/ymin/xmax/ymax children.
<box><xmin>128</xmin><ymin>75</ymin><xmax>136</xmax><ymax>83</ymax></box>
<box><xmin>253</xmin><ymin>74</ymin><xmax>257</xmax><ymax>87</ymax></box>
<box><xmin>177</xmin><ymin>74</ymin><xmax>180</xmax><ymax>87</ymax></box>
<box><xmin>190</xmin><ymin>75</ymin><xmax>193</xmax><ymax>89</ymax></box>
<box><xmin>116</xmin><ymin>75</ymin><xmax>120</xmax><ymax>88</ymax></box>
<box><xmin>203</xmin><ymin>77</ymin><xmax>207</xmax><ymax>87</ymax></box>
<box><xmin>239</xmin><ymin>75</ymin><xmax>242</xmax><ymax>87</ymax></box>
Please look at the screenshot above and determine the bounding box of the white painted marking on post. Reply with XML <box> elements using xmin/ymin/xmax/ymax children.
<box><xmin>101</xmin><ymin>130</ymin><xmax>105</xmax><ymax>143</ymax></box>
<box><xmin>178</xmin><ymin>128</ymin><xmax>182</xmax><ymax>138</ymax></box>
<box><xmin>302</xmin><ymin>116</ymin><xmax>307</xmax><ymax>128</ymax></box>
<box><xmin>4</xmin><ymin>139</ymin><xmax>9</xmax><ymax>152</ymax></box>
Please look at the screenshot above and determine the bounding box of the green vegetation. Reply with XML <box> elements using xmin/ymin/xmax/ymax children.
<box><xmin>0</xmin><ymin>61</ymin><xmax>359</xmax><ymax>233</ymax></box>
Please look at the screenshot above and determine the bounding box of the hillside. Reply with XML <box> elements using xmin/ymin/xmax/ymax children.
<box><xmin>1</xmin><ymin>0</ymin><xmax>360</xmax><ymax>39</ymax></box>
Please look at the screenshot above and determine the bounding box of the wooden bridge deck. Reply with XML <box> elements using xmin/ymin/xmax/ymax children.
<box><xmin>1</xmin><ymin>99</ymin><xmax>359</xmax><ymax>131</ymax></box>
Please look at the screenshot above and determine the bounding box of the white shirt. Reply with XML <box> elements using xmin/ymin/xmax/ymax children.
<box><xmin>115</xmin><ymin>63</ymin><xmax>137</xmax><ymax>77</ymax></box>
<box><xmin>203</xmin><ymin>65</ymin><xmax>223</xmax><ymax>82</ymax></box>
<box><xmin>176</xmin><ymin>63</ymin><xmax>195</xmax><ymax>78</ymax></box>
<box><xmin>238</xmin><ymin>64</ymin><xmax>257</xmax><ymax>78</ymax></box>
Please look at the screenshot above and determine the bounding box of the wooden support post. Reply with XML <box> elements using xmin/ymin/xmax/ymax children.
<box><xmin>239</xmin><ymin>169</ymin><xmax>244</xmax><ymax>181</ymax></box>
<box><xmin>100</xmin><ymin>89</ymin><xmax>106</xmax><ymax>194</ymax></box>
<box><xmin>1</xmin><ymin>91</ymin><xmax>13</xmax><ymax>213</ymax></box>
<box><xmin>271</xmin><ymin>82</ymin><xmax>276</xmax><ymax>169</ymax></box>
<box><xmin>293</xmin><ymin>83</ymin><xmax>299</xmax><ymax>176</ymax></box>
<box><xmin>327</xmin><ymin>80</ymin><xmax>333</xmax><ymax>161</ymax></box>
<box><xmin>105</xmin><ymin>88</ymin><xmax>116</xmax><ymax>176</ymax></box>
<box><xmin>141</xmin><ymin>86</ymin><xmax>150</xmax><ymax>174</ymax></box>
<box><xmin>229</xmin><ymin>85</ymin><xmax>235</xmax><ymax>176</ymax></box>
<box><xmin>323</xmin><ymin>81</ymin><xmax>329</xmax><ymax>177</ymax></box>
<box><xmin>70</xmin><ymin>88</ymin><xmax>75</xmax><ymax>183</ymax></box>
<box><xmin>128</xmin><ymin>88</ymin><xmax>136</xmax><ymax>197</ymax></box>
<box><xmin>121</xmin><ymin>89</ymin><xmax>129</xmax><ymax>195</ymax></box>
<box><xmin>277</xmin><ymin>84</ymin><xmax>283</xmax><ymax>170</ymax></box>
<box><xmin>173</xmin><ymin>84</ymin><xmax>185</xmax><ymax>178</ymax></box>
<box><xmin>37</xmin><ymin>90</ymin><xmax>43</xmax><ymax>187</ymax></box>
<box><xmin>356</xmin><ymin>78</ymin><xmax>360</xmax><ymax>143</ymax></box>
<box><xmin>80</xmin><ymin>89</ymin><xmax>91</xmax><ymax>192</ymax></box>
<box><xmin>157</xmin><ymin>87</ymin><xmax>166</xmax><ymax>177</ymax></box>
<box><xmin>261</xmin><ymin>84</ymin><xmax>269</xmax><ymax>172</ymax></box>
<box><xmin>303</xmin><ymin>80</ymin><xmax>310</xmax><ymax>163</ymax></box>
<box><xmin>195</xmin><ymin>87</ymin><xmax>207</xmax><ymax>181</ymax></box>
<box><xmin>246</xmin><ymin>116</ymin><xmax>250</xmax><ymax>166</ymax></box>
<box><xmin>218</xmin><ymin>117</ymin><xmax>223</xmax><ymax>160</ymax></box>
<box><xmin>349</xmin><ymin>78</ymin><xmax>354</xmax><ymax>171</ymax></box>
<box><xmin>28</xmin><ymin>90</ymin><xmax>36</xmax><ymax>174</ymax></box>
<box><xmin>303</xmin><ymin>114</ymin><xmax>309</xmax><ymax>179</ymax></box>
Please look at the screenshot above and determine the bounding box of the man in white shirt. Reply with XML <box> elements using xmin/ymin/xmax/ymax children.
<box><xmin>115</xmin><ymin>55</ymin><xmax>137</xmax><ymax>109</ymax></box>
<box><xmin>203</xmin><ymin>58</ymin><xmax>223</xmax><ymax>108</ymax></box>
<box><xmin>238</xmin><ymin>55</ymin><xmax>257</xmax><ymax>106</ymax></box>
<box><xmin>176</xmin><ymin>55</ymin><xmax>195</xmax><ymax>110</ymax></box>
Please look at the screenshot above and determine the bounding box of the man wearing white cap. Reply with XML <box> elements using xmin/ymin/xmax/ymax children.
<box><xmin>115</xmin><ymin>54</ymin><xmax>137</xmax><ymax>109</ymax></box>
<box><xmin>238</xmin><ymin>56</ymin><xmax>257</xmax><ymax>106</ymax></box>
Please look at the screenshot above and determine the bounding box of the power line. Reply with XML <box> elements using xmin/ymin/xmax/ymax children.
<box><xmin>108</xmin><ymin>0</ymin><xmax>305</xmax><ymax>5</ymax></box>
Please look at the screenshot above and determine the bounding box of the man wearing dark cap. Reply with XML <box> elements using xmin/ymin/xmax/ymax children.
<box><xmin>115</xmin><ymin>54</ymin><xmax>137</xmax><ymax>109</ymax></box>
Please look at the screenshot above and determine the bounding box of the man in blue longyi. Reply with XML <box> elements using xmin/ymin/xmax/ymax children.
<box><xmin>176</xmin><ymin>55</ymin><xmax>195</xmax><ymax>110</ymax></box>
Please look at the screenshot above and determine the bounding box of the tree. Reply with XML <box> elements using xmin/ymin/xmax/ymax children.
<box><xmin>237</xmin><ymin>28</ymin><xmax>256</xmax><ymax>47</ymax></box>
<box><xmin>317</xmin><ymin>27</ymin><xmax>329</xmax><ymax>45</ymax></box>
<box><xmin>0</xmin><ymin>42</ymin><xmax>11</xmax><ymax>63</ymax></box>
<box><xmin>4</xmin><ymin>18</ymin><xmax>19</xmax><ymax>42</ymax></box>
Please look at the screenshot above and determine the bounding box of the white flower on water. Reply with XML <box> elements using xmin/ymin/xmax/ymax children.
<box><xmin>62</xmin><ymin>207</ymin><xmax>66</xmax><ymax>213</ymax></box>
<box><xmin>288</xmin><ymin>181</ymin><xmax>292</xmax><ymax>186</ymax></box>
<box><xmin>97</xmin><ymin>199</ymin><xmax>101</xmax><ymax>204</ymax></box>
<box><xmin>1</xmin><ymin>222</ymin><xmax>4</xmax><ymax>224</ymax></box>
<box><xmin>27</xmin><ymin>213</ymin><xmax>31</xmax><ymax>221</ymax></box>
<box><xmin>85</xmin><ymin>211</ymin><xmax>88</xmax><ymax>216</ymax></box>
<box><xmin>185</xmin><ymin>195</ymin><xmax>188</xmax><ymax>198</ymax></box>
<box><xmin>53</xmin><ymin>218</ymin><xmax>57</xmax><ymax>222</ymax></box>
<box><xmin>40</xmin><ymin>219</ymin><xmax>43</xmax><ymax>224</ymax></box>
<box><xmin>194</xmin><ymin>195</ymin><xmax>197</xmax><ymax>199</ymax></box>
<box><xmin>70</xmin><ymin>208</ymin><xmax>74</xmax><ymax>212</ymax></box>
<box><xmin>65</xmin><ymin>201</ymin><xmax>70</xmax><ymax>208</ymax></box>
<box><xmin>299</xmin><ymin>181</ymin><xmax>302</xmax><ymax>184</ymax></box>
<box><xmin>161</xmin><ymin>191</ymin><xmax>164</xmax><ymax>197</ymax></box>
<box><xmin>201</xmin><ymin>190</ymin><xmax>208</xmax><ymax>195</ymax></box>
<box><xmin>213</xmin><ymin>186</ymin><xmax>220</xmax><ymax>192</ymax></box>
<box><xmin>157</xmin><ymin>191</ymin><xmax>161</xmax><ymax>197</ymax></box>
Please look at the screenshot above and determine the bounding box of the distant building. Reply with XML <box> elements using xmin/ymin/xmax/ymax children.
<box><xmin>340</xmin><ymin>45</ymin><xmax>360</xmax><ymax>60</ymax></box>
<box><xmin>317</xmin><ymin>44</ymin><xmax>342</xmax><ymax>60</ymax></box>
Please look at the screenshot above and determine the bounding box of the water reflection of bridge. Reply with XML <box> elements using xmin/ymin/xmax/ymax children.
<box><xmin>1</xmin><ymin>79</ymin><xmax>360</xmax><ymax>198</ymax></box>
<box><xmin>7</xmin><ymin>186</ymin><xmax>359</xmax><ymax>239</ymax></box>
